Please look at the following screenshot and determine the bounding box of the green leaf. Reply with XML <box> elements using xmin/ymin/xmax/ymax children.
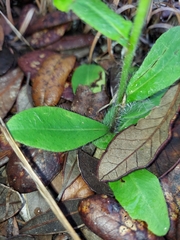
<box><xmin>53</xmin><ymin>0</ymin><xmax>132</xmax><ymax>47</ymax></box>
<box><xmin>7</xmin><ymin>107</ymin><xmax>109</xmax><ymax>152</ymax></box>
<box><xmin>53</xmin><ymin>0</ymin><xmax>73</xmax><ymax>12</ymax></box>
<box><xmin>109</xmin><ymin>169</ymin><xmax>170</xmax><ymax>236</ymax></box>
<box><xmin>72</xmin><ymin>64</ymin><xmax>106</xmax><ymax>93</ymax></box>
<box><xmin>94</xmin><ymin>89</ymin><xmax>166</xmax><ymax>149</ymax></box>
<box><xmin>126</xmin><ymin>26</ymin><xmax>180</xmax><ymax>103</ymax></box>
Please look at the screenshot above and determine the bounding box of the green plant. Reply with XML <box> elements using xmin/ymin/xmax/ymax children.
<box><xmin>7</xmin><ymin>0</ymin><xmax>180</xmax><ymax>236</ymax></box>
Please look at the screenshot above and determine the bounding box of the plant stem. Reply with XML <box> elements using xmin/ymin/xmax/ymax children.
<box><xmin>110</xmin><ymin>0</ymin><xmax>152</xmax><ymax>131</ymax></box>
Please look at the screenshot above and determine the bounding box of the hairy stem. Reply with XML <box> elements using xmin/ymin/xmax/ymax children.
<box><xmin>110</xmin><ymin>0</ymin><xmax>152</xmax><ymax>131</ymax></box>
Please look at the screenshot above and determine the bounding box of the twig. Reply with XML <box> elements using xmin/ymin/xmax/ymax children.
<box><xmin>0</xmin><ymin>118</ymin><xmax>81</xmax><ymax>240</ymax></box>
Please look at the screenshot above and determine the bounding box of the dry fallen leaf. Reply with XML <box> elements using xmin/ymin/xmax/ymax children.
<box><xmin>6</xmin><ymin>148</ymin><xmax>64</xmax><ymax>193</ymax></box>
<box><xmin>29</xmin><ymin>24</ymin><xmax>69</xmax><ymax>49</ymax></box>
<box><xmin>0</xmin><ymin>24</ymin><xmax>4</xmax><ymax>50</ymax></box>
<box><xmin>0</xmin><ymin>46</ymin><xmax>15</xmax><ymax>76</ymax></box>
<box><xmin>98</xmin><ymin>84</ymin><xmax>180</xmax><ymax>181</ymax></box>
<box><xmin>0</xmin><ymin>184</ymin><xmax>23</xmax><ymax>223</ymax></box>
<box><xmin>46</xmin><ymin>34</ymin><xmax>94</xmax><ymax>52</ymax></box>
<box><xmin>18</xmin><ymin>50</ymin><xmax>55</xmax><ymax>78</ymax></box>
<box><xmin>0</xmin><ymin>68</ymin><xmax>24</xmax><ymax>119</ymax></box>
<box><xmin>71</xmin><ymin>85</ymin><xmax>109</xmax><ymax>121</ymax></box>
<box><xmin>32</xmin><ymin>53</ymin><xmax>76</xmax><ymax>106</ymax></box>
<box><xmin>147</xmin><ymin>112</ymin><xmax>180</xmax><ymax>178</ymax></box>
<box><xmin>62</xmin><ymin>175</ymin><xmax>94</xmax><ymax>201</ymax></box>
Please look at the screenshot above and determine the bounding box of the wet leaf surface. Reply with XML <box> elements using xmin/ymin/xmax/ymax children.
<box><xmin>20</xmin><ymin>199</ymin><xmax>83</xmax><ymax>235</ymax></box>
<box><xmin>32</xmin><ymin>53</ymin><xmax>76</xmax><ymax>106</ymax></box>
<box><xmin>0</xmin><ymin>68</ymin><xmax>24</xmax><ymax>119</ymax></box>
<box><xmin>98</xmin><ymin>84</ymin><xmax>180</xmax><ymax>181</ymax></box>
<box><xmin>0</xmin><ymin>184</ymin><xmax>23</xmax><ymax>223</ymax></box>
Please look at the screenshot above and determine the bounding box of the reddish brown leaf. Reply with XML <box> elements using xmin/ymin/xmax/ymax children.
<box><xmin>46</xmin><ymin>34</ymin><xmax>94</xmax><ymax>51</ymax></box>
<box><xmin>18</xmin><ymin>50</ymin><xmax>55</xmax><ymax>78</ymax></box>
<box><xmin>32</xmin><ymin>53</ymin><xmax>76</xmax><ymax>106</ymax></box>
<box><xmin>0</xmin><ymin>68</ymin><xmax>24</xmax><ymax>119</ymax></box>
<box><xmin>98</xmin><ymin>84</ymin><xmax>180</xmax><ymax>181</ymax></box>
<box><xmin>79</xmin><ymin>194</ymin><xmax>160</xmax><ymax>240</ymax></box>
<box><xmin>71</xmin><ymin>85</ymin><xmax>109</xmax><ymax>121</ymax></box>
<box><xmin>26</xmin><ymin>10</ymin><xmax>78</xmax><ymax>35</ymax></box>
<box><xmin>29</xmin><ymin>24</ymin><xmax>69</xmax><ymax>49</ymax></box>
<box><xmin>6</xmin><ymin>147</ymin><xmax>65</xmax><ymax>193</ymax></box>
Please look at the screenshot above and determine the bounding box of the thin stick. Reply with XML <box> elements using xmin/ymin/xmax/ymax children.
<box><xmin>0</xmin><ymin>118</ymin><xmax>81</xmax><ymax>240</ymax></box>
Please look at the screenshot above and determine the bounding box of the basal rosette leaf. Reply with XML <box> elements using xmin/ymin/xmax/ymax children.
<box><xmin>7</xmin><ymin>107</ymin><xmax>109</xmax><ymax>152</ymax></box>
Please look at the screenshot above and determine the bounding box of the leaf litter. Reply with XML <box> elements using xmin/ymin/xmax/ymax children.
<box><xmin>0</xmin><ymin>0</ymin><xmax>180</xmax><ymax>239</ymax></box>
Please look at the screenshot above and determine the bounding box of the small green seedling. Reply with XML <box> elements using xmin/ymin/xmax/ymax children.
<box><xmin>7</xmin><ymin>0</ymin><xmax>180</xmax><ymax>236</ymax></box>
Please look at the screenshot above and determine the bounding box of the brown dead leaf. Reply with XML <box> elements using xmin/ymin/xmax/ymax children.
<box><xmin>0</xmin><ymin>184</ymin><xmax>23</xmax><ymax>223</ymax></box>
<box><xmin>0</xmin><ymin>46</ymin><xmax>15</xmax><ymax>76</ymax></box>
<box><xmin>0</xmin><ymin>24</ymin><xmax>4</xmax><ymax>50</ymax></box>
<box><xmin>32</xmin><ymin>53</ymin><xmax>76</xmax><ymax>106</ymax></box>
<box><xmin>160</xmin><ymin>162</ymin><xmax>180</xmax><ymax>240</ymax></box>
<box><xmin>0</xmin><ymin>68</ymin><xmax>24</xmax><ymax>119</ymax></box>
<box><xmin>78</xmin><ymin>150</ymin><xmax>113</xmax><ymax>196</ymax></box>
<box><xmin>6</xmin><ymin>147</ymin><xmax>64</xmax><ymax>193</ymax></box>
<box><xmin>29</xmin><ymin>24</ymin><xmax>69</xmax><ymax>49</ymax></box>
<box><xmin>20</xmin><ymin>199</ymin><xmax>83</xmax><ymax>235</ymax></box>
<box><xmin>147</xmin><ymin>112</ymin><xmax>180</xmax><ymax>178</ymax></box>
<box><xmin>18</xmin><ymin>50</ymin><xmax>55</xmax><ymax>78</ymax></box>
<box><xmin>71</xmin><ymin>85</ymin><xmax>109</xmax><ymax>121</ymax></box>
<box><xmin>46</xmin><ymin>34</ymin><xmax>94</xmax><ymax>52</ymax></box>
<box><xmin>26</xmin><ymin>10</ymin><xmax>78</xmax><ymax>36</ymax></box>
<box><xmin>62</xmin><ymin>175</ymin><xmax>94</xmax><ymax>201</ymax></box>
<box><xmin>98</xmin><ymin>84</ymin><xmax>180</xmax><ymax>181</ymax></box>
<box><xmin>79</xmin><ymin>194</ymin><xmax>160</xmax><ymax>240</ymax></box>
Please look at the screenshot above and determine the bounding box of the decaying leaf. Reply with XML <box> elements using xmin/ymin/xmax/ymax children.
<box><xmin>0</xmin><ymin>46</ymin><xmax>15</xmax><ymax>76</ymax></box>
<box><xmin>0</xmin><ymin>24</ymin><xmax>4</xmax><ymax>50</ymax></box>
<box><xmin>25</xmin><ymin>10</ymin><xmax>78</xmax><ymax>35</ymax></box>
<box><xmin>79</xmin><ymin>162</ymin><xmax>180</xmax><ymax>239</ymax></box>
<box><xmin>79</xmin><ymin>194</ymin><xmax>159</xmax><ymax>240</ymax></box>
<box><xmin>160</xmin><ymin>162</ymin><xmax>180</xmax><ymax>240</ymax></box>
<box><xmin>0</xmin><ymin>68</ymin><xmax>24</xmax><ymax>119</ymax></box>
<box><xmin>98</xmin><ymin>84</ymin><xmax>180</xmax><ymax>181</ymax></box>
<box><xmin>29</xmin><ymin>24</ymin><xmax>69</xmax><ymax>49</ymax></box>
<box><xmin>20</xmin><ymin>191</ymin><xmax>50</xmax><ymax>222</ymax></box>
<box><xmin>18</xmin><ymin>50</ymin><xmax>55</xmax><ymax>78</ymax></box>
<box><xmin>20</xmin><ymin>199</ymin><xmax>83</xmax><ymax>235</ymax></box>
<box><xmin>6</xmin><ymin>148</ymin><xmax>64</xmax><ymax>193</ymax></box>
<box><xmin>16</xmin><ymin>79</ymin><xmax>34</xmax><ymax>112</ymax></box>
<box><xmin>54</xmin><ymin>150</ymin><xmax>80</xmax><ymax>201</ymax></box>
<box><xmin>147</xmin><ymin>112</ymin><xmax>180</xmax><ymax>177</ymax></box>
<box><xmin>78</xmin><ymin>150</ymin><xmax>113</xmax><ymax>196</ymax></box>
<box><xmin>32</xmin><ymin>53</ymin><xmax>76</xmax><ymax>106</ymax></box>
<box><xmin>0</xmin><ymin>184</ymin><xmax>23</xmax><ymax>223</ymax></box>
<box><xmin>71</xmin><ymin>85</ymin><xmax>109</xmax><ymax>121</ymax></box>
<box><xmin>46</xmin><ymin>34</ymin><xmax>94</xmax><ymax>51</ymax></box>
